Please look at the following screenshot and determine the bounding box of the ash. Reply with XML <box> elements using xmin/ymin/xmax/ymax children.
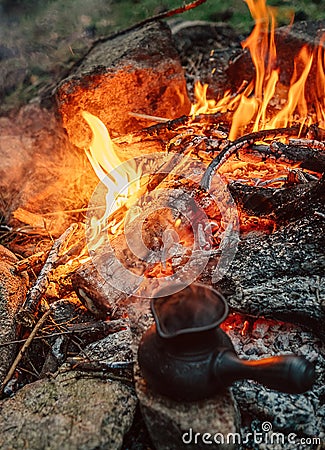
<box><xmin>224</xmin><ymin>314</ymin><xmax>325</xmax><ymax>448</ymax></box>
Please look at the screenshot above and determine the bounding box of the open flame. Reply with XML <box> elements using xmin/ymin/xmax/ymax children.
<box><xmin>81</xmin><ymin>0</ymin><xmax>324</xmax><ymax>251</ymax></box>
<box><xmin>82</xmin><ymin>111</ymin><xmax>142</xmax><ymax>244</ymax></box>
<box><xmin>190</xmin><ymin>0</ymin><xmax>325</xmax><ymax>140</ymax></box>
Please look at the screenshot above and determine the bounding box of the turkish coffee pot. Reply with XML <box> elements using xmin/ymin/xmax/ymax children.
<box><xmin>138</xmin><ymin>283</ymin><xmax>315</xmax><ymax>401</ymax></box>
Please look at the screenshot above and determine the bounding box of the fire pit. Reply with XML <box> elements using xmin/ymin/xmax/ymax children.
<box><xmin>0</xmin><ymin>0</ymin><xmax>324</xmax><ymax>449</ymax></box>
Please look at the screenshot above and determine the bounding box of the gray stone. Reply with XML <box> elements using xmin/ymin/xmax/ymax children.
<box><xmin>56</xmin><ymin>21</ymin><xmax>191</xmax><ymax>148</ymax></box>
<box><xmin>83</xmin><ymin>328</ymin><xmax>133</xmax><ymax>368</ymax></box>
<box><xmin>0</xmin><ymin>370</ymin><xmax>137</xmax><ymax>450</ymax></box>
<box><xmin>137</xmin><ymin>372</ymin><xmax>241</xmax><ymax>450</ymax></box>
<box><xmin>0</xmin><ymin>245</ymin><xmax>28</xmax><ymax>386</ymax></box>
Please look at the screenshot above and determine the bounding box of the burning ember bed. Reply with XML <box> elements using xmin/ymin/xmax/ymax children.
<box><xmin>0</xmin><ymin>0</ymin><xmax>324</xmax><ymax>449</ymax></box>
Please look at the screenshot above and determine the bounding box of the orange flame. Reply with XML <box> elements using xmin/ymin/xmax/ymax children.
<box><xmin>191</xmin><ymin>0</ymin><xmax>325</xmax><ymax>139</ymax></box>
<box><xmin>81</xmin><ymin>0</ymin><xmax>324</xmax><ymax>253</ymax></box>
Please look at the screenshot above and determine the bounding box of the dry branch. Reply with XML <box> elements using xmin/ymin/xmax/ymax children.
<box><xmin>18</xmin><ymin>223</ymin><xmax>78</xmax><ymax>325</ymax></box>
<box><xmin>0</xmin><ymin>305</ymin><xmax>53</xmax><ymax>395</ymax></box>
<box><xmin>99</xmin><ymin>0</ymin><xmax>207</xmax><ymax>42</ymax></box>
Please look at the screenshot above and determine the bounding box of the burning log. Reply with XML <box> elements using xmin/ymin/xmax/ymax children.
<box><xmin>72</xmin><ymin>184</ymin><xmax>208</xmax><ymax>316</ymax></box>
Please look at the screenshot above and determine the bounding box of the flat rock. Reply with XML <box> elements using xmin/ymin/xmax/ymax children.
<box><xmin>136</xmin><ymin>373</ymin><xmax>240</xmax><ymax>450</ymax></box>
<box><xmin>55</xmin><ymin>21</ymin><xmax>191</xmax><ymax>148</ymax></box>
<box><xmin>0</xmin><ymin>370</ymin><xmax>137</xmax><ymax>450</ymax></box>
<box><xmin>0</xmin><ymin>245</ymin><xmax>28</xmax><ymax>386</ymax></box>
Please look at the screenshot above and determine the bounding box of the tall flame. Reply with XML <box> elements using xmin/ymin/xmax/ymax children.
<box><xmin>190</xmin><ymin>0</ymin><xmax>325</xmax><ymax>139</ymax></box>
<box><xmin>82</xmin><ymin>111</ymin><xmax>141</xmax><ymax>243</ymax></box>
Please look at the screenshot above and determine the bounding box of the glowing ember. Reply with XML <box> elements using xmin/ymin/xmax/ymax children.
<box><xmin>190</xmin><ymin>0</ymin><xmax>325</xmax><ymax>139</ymax></box>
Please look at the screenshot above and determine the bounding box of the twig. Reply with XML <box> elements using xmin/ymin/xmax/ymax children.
<box><xmin>200</xmin><ymin>125</ymin><xmax>307</xmax><ymax>190</ymax></box>
<box><xmin>101</xmin><ymin>0</ymin><xmax>207</xmax><ymax>40</ymax></box>
<box><xmin>17</xmin><ymin>223</ymin><xmax>78</xmax><ymax>326</ymax></box>
<box><xmin>0</xmin><ymin>319</ymin><xmax>127</xmax><ymax>348</ymax></box>
<box><xmin>0</xmin><ymin>306</ymin><xmax>53</xmax><ymax>395</ymax></box>
<box><xmin>128</xmin><ymin>112</ymin><xmax>169</xmax><ymax>123</ymax></box>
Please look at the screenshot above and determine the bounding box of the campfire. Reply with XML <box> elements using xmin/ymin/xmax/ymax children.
<box><xmin>0</xmin><ymin>0</ymin><xmax>324</xmax><ymax>448</ymax></box>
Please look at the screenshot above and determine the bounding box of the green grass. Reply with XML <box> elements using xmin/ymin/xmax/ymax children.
<box><xmin>0</xmin><ymin>0</ymin><xmax>323</xmax><ymax>113</ymax></box>
<box><xmin>109</xmin><ymin>0</ymin><xmax>324</xmax><ymax>33</ymax></box>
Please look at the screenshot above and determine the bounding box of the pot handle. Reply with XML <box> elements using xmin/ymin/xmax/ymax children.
<box><xmin>214</xmin><ymin>351</ymin><xmax>315</xmax><ymax>394</ymax></box>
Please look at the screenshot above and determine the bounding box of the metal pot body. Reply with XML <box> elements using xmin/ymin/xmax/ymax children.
<box><xmin>138</xmin><ymin>324</ymin><xmax>234</xmax><ymax>401</ymax></box>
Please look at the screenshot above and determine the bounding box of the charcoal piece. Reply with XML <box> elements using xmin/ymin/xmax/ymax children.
<box><xmin>261</xmin><ymin>141</ymin><xmax>325</xmax><ymax>173</ymax></box>
<box><xmin>56</xmin><ymin>21</ymin><xmax>191</xmax><ymax>148</ymax></box>
<box><xmin>228</xmin><ymin>176</ymin><xmax>324</xmax><ymax>218</ymax></box>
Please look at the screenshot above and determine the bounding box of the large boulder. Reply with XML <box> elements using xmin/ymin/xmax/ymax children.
<box><xmin>55</xmin><ymin>21</ymin><xmax>191</xmax><ymax>148</ymax></box>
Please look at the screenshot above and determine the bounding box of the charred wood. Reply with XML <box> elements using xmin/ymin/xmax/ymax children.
<box><xmin>248</xmin><ymin>140</ymin><xmax>325</xmax><ymax>173</ymax></box>
<box><xmin>229</xmin><ymin>174</ymin><xmax>325</xmax><ymax>219</ymax></box>
<box><xmin>208</xmin><ymin>209</ymin><xmax>325</xmax><ymax>338</ymax></box>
